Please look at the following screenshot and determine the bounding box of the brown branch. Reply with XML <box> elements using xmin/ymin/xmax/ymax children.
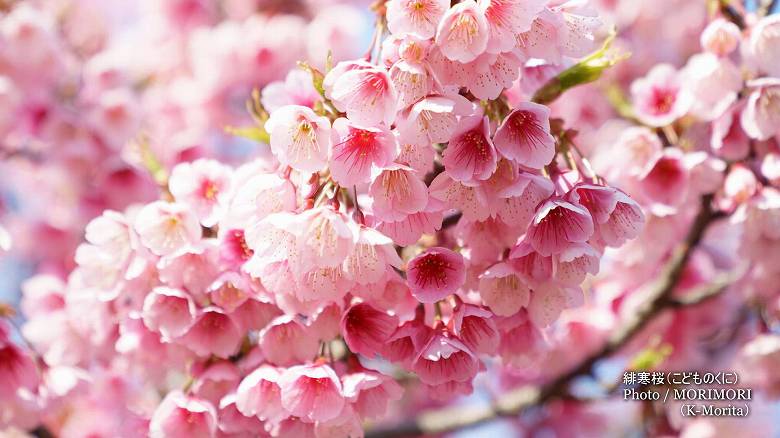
<box><xmin>366</xmin><ymin>195</ymin><xmax>724</xmax><ymax>438</ymax></box>
<box><xmin>719</xmin><ymin>0</ymin><xmax>746</xmax><ymax>30</ymax></box>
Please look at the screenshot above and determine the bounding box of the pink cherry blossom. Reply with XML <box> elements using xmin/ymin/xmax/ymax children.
<box><xmin>570</xmin><ymin>184</ymin><xmax>645</xmax><ymax>247</ymax></box>
<box><xmin>134</xmin><ymin>201</ymin><xmax>201</xmax><ymax>256</ymax></box>
<box><xmin>374</xmin><ymin>198</ymin><xmax>445</xmax><ymax>246</ymax></box>
<box><xmin>259</xmin><ymin>315</ymin><xmax>320</xmax><ymax>366</ymax></box>
<box><xmin>341</xmin><ymin>302</ymin><xmax>399</xmax><ymax>358</ymax></box>
<box><xmin>383</xmin><ymin>319</ymin><xmax>433</xmax><ymax>366</ymax></box>
<box><xmin>169</xmin><ymin>159</ymin><xmax>233</xmax><ymax>227</ymax></box>
<box><xmin>265</xmin><ymin>105</ymin><xmax>331</xmax><ymax>173</ymax></box>
<box><xmin>435</xmin><ymin>1</ymin><xmax>490</xmax><ymax>63</ymax></box>
<box><xmin>711</xmin><ymin>103</ymin><xmax>750</xmax><ymax>161</ymax></box>
<box><xmin>750</xmin><ymin>14</ymin><xmax>780</xmax><ymax>78</ymax></box>
<box><xmin>342</xmin><ymin>372</ymin><xmax>403</xmax><ymax>419</ymax></box>
<box><xmin>480</xmin><ymin>0</ymin><xmax>547</xmax><ymax>54</ymax></box>
<box><xmin>630</xmin><ymin>64</ymin><xmax>692</xmax><ymax>127</ymax></box>
<box><xmin>428</xmin><ymin>172</ymin><xmax>491</xmax><ymax>222</ymax></box>
<box><xmin>295</xmin><ymin>207</ymin><xmax>356</xmax><ymax>274</ymax></box>
<box><xmin>261</xmin><ymin>69</ymin><xmax>320</xmax><ymax>113</ymax></box>
<box><xmin>0</xmin><ymin>326</ymin><xmax>39</xmax><ymax>399</ymax></box>
<box><xmin>396</xmin><ymin>94</ymin><xmax>474</xmax><ymax>145</ymax></box>
<box><xmin>479</xmin><ymin>262</ymin><xmax>530</xmax><ymax>316</ymax></box>
<box><xmin>553</xmin><ymin>243</ymin><xmax>600</xmax><ymax>285</ymax></box>
<box><xmin>343</xmin><ymin>225</ymin><xmax>404</xmax><ymax>284</ymax></box>
<box><xmin>369</xmin><ymin>164</ymin><xmax>429</xmax><ymax>222</ymax></box>
<box><xmin>235</xmin><ymin>365</ymin><xmax>288</xmax><ymax>422</ymax></box>
<box><xmin>386</xmin><ymin>0</ymin><xmax>450</xmax><ymax>39</ymax></box>
<box><xmin>412</xmin><ymin>330</ymin><xmax>479</xmax><ymax>385</ymax></box>
<box><xmin>466</xmin><ymin>51</ymin><xmax>523</xmax><ymax>100</ymax></box>
<box><xmin>448</xmin><ymin>303</ymin><xmax>499</xmax><ymax>355</ymax></box>
<box><xmin>527</xmin><ymin>282</ymin><xmax>581</xmax><ymax>327</ymax></box>
<box><xmin>149</xmin><ymin>391</ymin><xmax>217</xmax><ymax>438</ymax></box>
<box><xmin>638</xmin><ymin>147</ymin><xmax>690</xmax><ymax>213</ymax></box>
<box><xmin>328</xmin><ymin>66</ymin><xmax>397</xmax><ymax>126</ymax></box>
<box><xmin>682</xmin><ymin>53</ymin><xmax>742</xmax><ymax>121</ymax></box>
<box><xmin>180</xmin><ymin>307</ymin><xmax>242</xmax><ymax>358</ymax></box>
<box><xmin>390</xmin><ymin>57</ymin><xmax>434</xmax><ymax>109</ymax></box>
<box><xmin>141</xmin><ymin>287</ymin><xmax>197</xmax><ymax>340</ymax></box>
<box><xmin>700</xmin><ymin>18</ymin><xmax>740</xmax><ymax>56</ymax></box>
<box><xmin>493</xmin><ymin>102</ymin><xmax>555</xmax><ymax>168</ymax></box>
<box><xmin>278</xmin><ymin>363</ymin><xmax>345</xmax><ymax>422</ymax></box>
<box><xmin>329</xmin><ymin>118</ymin><xmax>398</xmax><ymax>187</ymax></box>
<box><xmin>525</xmin><ymin>199</ymin><xmax>594</xmax><ymax>256</ymax></box>
<box><xmin>442</xmin><ymin>113</ymin><xmax>497</xmax><ymax>183</ymax></box>
<box><xmin>407</xmin><ymin>246</ymin><xmax>466</xmax><ymax>302</ymax></box>
<box><xmin>741</xmin><ymin>78</ymin><xmax>780</xmax><ymax>141</ymax></box>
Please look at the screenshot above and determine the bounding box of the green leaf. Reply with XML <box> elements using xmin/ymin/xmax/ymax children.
<box><xmin>532</xmin><ymin>29</ymin><xmax>629</xmax><ymax>105</ymax></box>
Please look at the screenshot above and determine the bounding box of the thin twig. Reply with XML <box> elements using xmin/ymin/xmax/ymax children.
<box><xmin>366</xmin><ymin>195</ymin><xmax>723</xmax><ymax>438</ymax></box>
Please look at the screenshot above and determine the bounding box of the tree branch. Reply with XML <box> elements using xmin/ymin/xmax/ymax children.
<box><xmin>366</xmin><ymin>195</ymin><xmax>724</xmax><ymax>438</ymax></box>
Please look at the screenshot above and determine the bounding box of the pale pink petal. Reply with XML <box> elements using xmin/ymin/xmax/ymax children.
<box><xmin>265</xmin><ymin>105</ymin><xmax>331</xmax><ymax>173</ymax></box>
<box><xmin>259</xmin><ymin>315</ymin><xmax>320</xmax><ymax>366</ymax></box>
<box><xmin>329</xmin><ymin>118</ymin><xmax>399</xmax><ymax>187</ymax></box>
<box><xmin>329</xmin><ymin>67</ymin><xmax>397</xmax><ymax>126</ymax></box>
<box><xmin>149</xmin><ymin>391</ymin><xmax>217</xmax><ymax>438</ymax></box>
<box><xmin>386</xmin><ymin>0</ymin><xmax>450</xmax><ymax>39</ymax></box>
<box><xmin>370</xmin><ymin>164</ymin><xmax>429</xmax><ymax>222</ymax></box>
<box><xmin>435</xmin><ymin>1</ymin><xmax>490</xmax><ymax>63</ymax></box>
<box><xmin>235</xmin><ymin>365</ymin><xmax>288</xmax><ymax>423</ymax></box>
<box><xmin>179</xmin><ymin>308</ymin><xmax>241</xmax><ymax>358</ymax></box>
<box><xmin>553</xmin><ymin>243</ymin><xmax>600</xmax><ymax>286</ymax></box>
<box><xmin>278</xmin><ymin>364</ymin><xmax>345</xmax><ymax>422</ymax></box>
<box><xmin>142</xmin><ymin>287</ymin><xmax>197</xmax><ymax>340</ymax></box>
<box><xmin>478</xmin><ymin>262</ymin><xmax>530</xmax><ymax>316</ymax></box>
<box><xmin>493</xmin><ymin>102</ymin><xmax>555</xmax><ymax>168</ymax></box>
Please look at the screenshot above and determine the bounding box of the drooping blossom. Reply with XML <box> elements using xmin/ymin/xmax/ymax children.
<box><xmin>700</xmin><ymin>18</ymin><xmax>740</xmax><ymax>56</ymax></box>
<box><xmin>493</xmin><ymin>102</ymin><xmax>555</xmax><ymax>169</ymax></box>
<box><xmin>525</xmin><ymin>198</ymin><xmax>594</xmax><ymax>256</ymax></box>
<box><xmin>638</xmin><ymin>147</ymin><xmax>691</xmax><ymax>213</ymax></box>
<box><xmin>407</xmin><ymin>247</ymin><xmax>466</xmax><ymax>302</ymax></box>
<box><xmin>442</xmin><ymin>112</ymin><xmax>498</xmax><ymax>183</ymax></box>
<box><xmin>341</xmin><ymin>302</ymin><xmax>399</xmax><ymax>358</ymax></box>
<box><xmin>386</xmin><ymin>0</ymin><xmax>450</xmax><ymax>39</ymax></box>
<box><xmin>412</xmin><ymin>330</ymin><xmax>479</xmax><ymax>386</ymax></box>
<box><xmin>149</xmin><ymin>391</ymin><xmax>217</xmax><ymax>438</ymax></box>
<box><xmin>741</xmin><ymin>78</ymin><xmax>780</xmax><ymax>141</ymax></box>
<box><xmin>265</xmin><ymin>105</ymin><xmax>331</xmax><ymax>173</ymax></box>
<box><xmin>141</xmin><ymin>287</ymin><xmax>197</xmax><ymax>340</ymax></box>
<box><xmin>328</xmin><ymin>65</ymin><xmax>398</xmax><ymax>126</ymax></box>
<box><xmin>435</xmin><ymin>0</ymin><xmax>490</xmax><ymax>63</ymax></box>
<box><xmin>369</xmin><ymin>164</ymin><xmax>429</xmax><ymax>222</ymax></box>
<box><xmin>180</xmin><ymin>307</ymin><xmax>242</xmax><ymax>358</ymax></box>
<box><xmin>448</xmin><ymin>303</ymin><xmax>499</xmax><ymax>355</ymax></box>
<box><xmin>278</xmin><ymin>363</ymin><xmax>345</xmax><ymax>423</ymax></box>
<box><xmin>235</xmin><ymin>365</ymin><xmax>288</xmax><ymax>422</ymax></box>
<box><xmin>479</xmin><ymin>0</ymin><xmax>547</xmax><ymax>54</ymax></box>
<box><xmin>329</xmin><ymin>118</ymin><xmax>398</xmax><ymax>187</ymax></box>
<box><xmin>750</xmin><ymin>14</ymin><xmax>780</xmax><ymax>78</ymax></box>
<box><xmin>478</xmin><ymin>262</ymin><xmax>530</xmax><ymax>316</ymax></box>
<box><xmin>342</xmin><ymin>372</ymin><xmax>404</xmax><ymax>419</ymax></box>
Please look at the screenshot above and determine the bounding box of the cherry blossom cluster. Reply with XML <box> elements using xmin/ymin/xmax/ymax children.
<box><xmin>0</xmin><ymin>0</ymin><xmax>370</xmax><ymax>273</ymax></box>
<box><xmin>512</xmin><ymin>4</ymin><xmax>780</xmax><ymax>434</ymax></box>
<box><xmin>0</xmin><ymin>0</ymin><xmax>654</xmax><ymax>436</ymax></box>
